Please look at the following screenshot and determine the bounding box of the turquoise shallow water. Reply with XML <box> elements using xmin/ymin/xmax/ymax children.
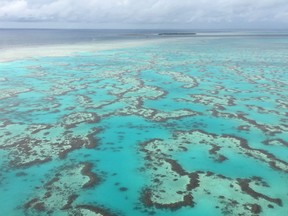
<box><xmin>0</xmin><ymin>35</ymin><xmax>288</xmax><ymax>216</ymax></box>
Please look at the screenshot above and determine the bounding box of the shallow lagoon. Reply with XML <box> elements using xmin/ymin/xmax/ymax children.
<box><xmin>0</xmin><ymin>34</ymin><xmax>288</xmax><ymax>216</ymax></box>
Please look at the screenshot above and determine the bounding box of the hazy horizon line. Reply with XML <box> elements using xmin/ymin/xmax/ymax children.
<box><xmin>1</xmin><ymin>27</ymin><xmax>288</xmax><ymax>31</ymax></box>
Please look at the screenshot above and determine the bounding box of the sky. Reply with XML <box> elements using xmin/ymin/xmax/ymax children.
<box><xmin>0</xmin><ymin>0</ymin><xmax>287</xmax><ymax>29</ymax></box>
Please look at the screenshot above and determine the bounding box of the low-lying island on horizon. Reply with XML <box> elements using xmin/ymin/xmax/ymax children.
<box><xmin>158</xmin><ymin>32</ymin><xmax>196</xmax><ymax>36</ymax></box>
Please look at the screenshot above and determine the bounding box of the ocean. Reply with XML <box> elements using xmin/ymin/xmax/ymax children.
<box><xmin>0</xmin><ymin>29</ymin><xmax>288</xmax><ymax>216</ymax></box>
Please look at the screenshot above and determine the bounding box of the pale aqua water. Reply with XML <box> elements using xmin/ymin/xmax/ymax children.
<box><xmin>0</xmin><ymin>32</ymin><xmax>288</xmax><ymax>216</ymax></box>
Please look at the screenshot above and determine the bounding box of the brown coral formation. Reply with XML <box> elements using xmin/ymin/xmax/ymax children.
<box><xmin>139</xmin><ymin>129</ymin><xmax>284</xmax><ymax>214</ymax></box>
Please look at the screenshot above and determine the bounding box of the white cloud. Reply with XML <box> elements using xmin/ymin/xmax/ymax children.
<box><xmin>0</xmin><ymin>0</ymin><xmax>287</xmax><ymax>27</ymax></box>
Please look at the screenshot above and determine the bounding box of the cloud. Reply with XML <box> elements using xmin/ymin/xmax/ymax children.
<box><xmin>0</xmin><ymin>0</ymin><xmax>287</xmax><ymax>27</ymax></box>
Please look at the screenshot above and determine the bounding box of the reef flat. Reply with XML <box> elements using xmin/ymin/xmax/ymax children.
<box><xmin>0</xmin><ymin>35</ymin><xmax>288</xmax><ymax>216</ymax></box>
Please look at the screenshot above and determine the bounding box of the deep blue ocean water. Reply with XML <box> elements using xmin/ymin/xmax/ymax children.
<box><xmin>0</xmin><ymin>29</ymin><xmax>288</xmax><ymax>216</ymax></box>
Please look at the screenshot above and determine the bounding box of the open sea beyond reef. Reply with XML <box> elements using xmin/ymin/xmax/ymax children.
<box><xmin>0</xmin><ymin>29</ymin><xmax>288</xmax><ymax>216</ymax></box>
